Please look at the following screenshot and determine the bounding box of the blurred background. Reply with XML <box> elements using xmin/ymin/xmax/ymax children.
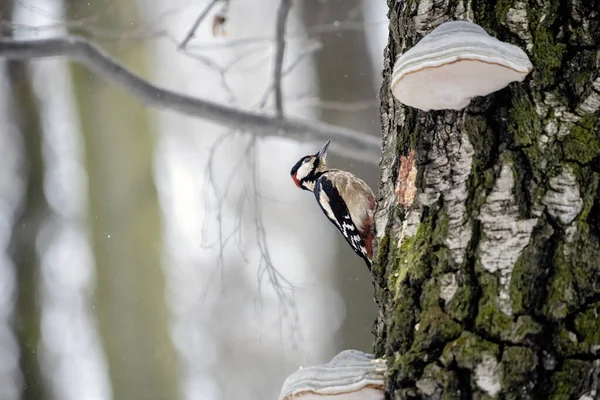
<box><xmin>0</xmin><ymin>0</ymin><xmax>387</xmax><ymax>399</ymax></box>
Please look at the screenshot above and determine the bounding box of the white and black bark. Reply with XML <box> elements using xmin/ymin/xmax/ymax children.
<box><xmin>373</xmin><ymin>0</ymin><xmax>600</xmax><ymax>398</ymax></box>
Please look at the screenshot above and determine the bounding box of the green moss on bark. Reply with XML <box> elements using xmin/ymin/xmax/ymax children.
<box><xmin>508</xmin><ymin>87</ymin><xmax>543</xmax><ymax>147</ymax></box>
<box><xmin>531</xmin><ymin>28</ymin><xmax>566</xmax><ymax>87</ymax></box>
<box><xmin>554</xmin><ymin>324</ymin><xmax>583</xmax><ymax>356</ymax></box>
<box><xmin>475</xmin><ymin>267</ymin><xmax>543</xmax><ymax>343</ymax></box>
<box><xmin>562</xmin><ymin>115</ymin><xmax>600</xmax><ymax>164</ymax></box>
<box><xmin>475</xmin><ymin>271</ymin><xmax>513</xmax><ymax>336</ymax></box>
<box><xmin>416</xmin><ymin>363</ymin><xmax>462</xmax><ymax>399</ymax></box>
<box><xmin>465</xmin><ymin>115</ymin><xmax>497</xmax><ymax>215</ymax></box>
<box><xmin>445</xmin><ymin>272</ymin><xmax>476</xmax><ymax>321</ymax></box>
<box><xmin>549</xmin><ymin>359</ymin><xmax>592</xmax><ymax>399</ymax></box>
<box><xmin>374</xmin><ymin>233</ymin><xmax>390</xmax><ymax>280</ymax></box>
<box><xmin>528</xmin><ymin>2</ymin><xmax>564</xmax><ymax>88</ymax></box>
<box><xmin>577</xmin><ymin>169</ymin><xmax>599</xmax><ymax>221</ymax></box>
<box><xmin>386</xmin><ymin>215</ymin><xmax>465</xmax><ymax>381</ymax></box>
<box><xmin>385</xmin><ymin>287</ymin><xmax>418</xmax><ymax>355</ymax></box>
<box><xmin>432</xmin><ymin>212</ymin><xmax>449</xmax><ymax>245</ymax></box>
<box><xmin>494</xmin><ymin>0</ymin><xmax>515</xmax><ymax>26</ymax></box>
<box><xmin>377</xmin><ymin>0</ymin><xmax>600</xmax><ymax>397</ymax></box>
<box><xmin>501</xmin><ymin>346</ymin><xmax>538</xmax><ymax>397</ymax></box>
<box><xmin>573</xmin><ymin>301</ymin><xmax>600</xmax><ymax>353</ymax></box>
<box><xmin>547</xmin><ymin>242</ymin><xmax>578</xmax><ymax>319</ymax></box>
<box><xmin>564</xmin><ymin>50</ymin><xmax>598</xmax><ymax>97</ymax></box>
<box><xmin>432</xmin><ymin>247</ymin><xmax>456</xmax><ymax>276</ymax></box>
<box><xmin>553</xmin><ymin>304</ymin><xmax>600</xmax><ymax>357</ymax></box>
<box><xmin>545</xmin><ymin>223</ymin><xmax>600</xmax><ymax>320</ymax></box>
<box><xmin>391</xmin><ymin>215</ymin><xmax>434</xmax><ymax>294</ymax></box>
<box><xmin>414</xmin><ymin>306</ymin><xmax>462</xmax><ymax>352</ymax></box>
<box><xmin>510</xmin><ymin>221</ymin><xmax>555</xmax><ymax>315</ymax></box>
<box><xmin>441</xmin><ymin>331</ymin><xmax>499</xmax><ymax>369</ymax></box>
<box><xmin>575</xmin><ymin>302</ymin><xmax>600</xmax><ymax>335</ymax></box>
<box><xmin>396</xmin><ymin>106</ymin><xmax>419</xmax><ymax>155</ymax></box>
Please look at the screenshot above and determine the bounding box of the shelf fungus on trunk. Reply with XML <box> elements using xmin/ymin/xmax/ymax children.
<box><xmin>278</xmin><ymin>350</ymin><xmax>387</xmax><ymax>400</ymax></box>
<box><xmin>390</xmin><ymin>21</ymin><xmax>533</xmax><ymax>111</ymax></box>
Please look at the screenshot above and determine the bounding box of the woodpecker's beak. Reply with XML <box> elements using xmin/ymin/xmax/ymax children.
<box><xmin>316</xmin><ymin>140</ymin><xmax>331</xmax><ymax>162</ymax></box>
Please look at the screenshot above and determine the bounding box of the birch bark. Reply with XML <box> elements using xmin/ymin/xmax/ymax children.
<box><xmin>373</xmin><ymin>0</ymin><xmax>600</xmax><ymax>397</ymax></box>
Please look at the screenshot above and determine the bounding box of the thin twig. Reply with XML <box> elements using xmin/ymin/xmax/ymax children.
<box><xmin>292</xmin><ymin>98</ymin><xmax>379</xmax><ymax>112</ymax></box>
<box><xmin>187</xmin><ymin>19</ymin><xmax>386</xmax><ymax>50</ymax></box>
<box><xmin>257</xmin><ymin>40</ymin><xmax>322</xmax><ymax>109</ymax></box>
<box><xmin>249</xmin><ymin>134</ymin><xmax>303</xmax><ymax>350</ymax></box>
<box><xmin>273</xmin><ymin>0</ymin><xmax>292</xmax><ymax>117</ymax></box>
<box><xmin>178</xmin><ymin>0</ymin><xmax>220</xmax><ymax>50</ymax></box>
<box><xmin>0</xmin><ymin>36</ymin><xmax>380</xmax><ymax>164</ymax></box>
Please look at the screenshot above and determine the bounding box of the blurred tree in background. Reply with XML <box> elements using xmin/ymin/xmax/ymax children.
<box><xmin>65</xmin><ymin>0</ymin><xmax>179</xmax><ymax>398</ymax></box>
<box><xmin>3</xmin><ymin>0</ymin><xmax>48</xmax><ymax>397</ymax></box>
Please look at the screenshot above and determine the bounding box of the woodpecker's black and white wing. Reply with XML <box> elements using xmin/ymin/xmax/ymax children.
<box><xmin>313</xmin><ymin>175</ymin><xmax>371</xmax><ymax>265</ymax></box>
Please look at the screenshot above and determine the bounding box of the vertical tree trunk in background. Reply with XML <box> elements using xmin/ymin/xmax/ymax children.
<box><xmin>374</xmin><ymin>0</ymin><xmax>600</xmax><ymax>397</ymax></box>
<box><xmin>301</xmin><ymin>0</ymin><xmax>379</xmax><ymax>353</ymax></box>
<box><xmin>2</xmin><ymin>1</ymin><xmax>49</xmax><ymax>398</ymax></box>
<box><xmin>65</xmin><ymin>1</ymin><xmax>179</xmax><ymax>399</ymax></box>
<box><xmin>7</xmin><ymin>59</ymin><xmax>49</xmax><ymax>400</ymax></box>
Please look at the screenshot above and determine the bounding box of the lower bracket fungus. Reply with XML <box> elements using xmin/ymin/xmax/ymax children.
<box><xmin>391</xmin><ymin>21</ymin><xmax>533</xmax><ymax>111</ymax></box>
<box><xmin>278</xmin><ymin>350</ymin><xmax>387</xmax><ymax>400</ymax></box>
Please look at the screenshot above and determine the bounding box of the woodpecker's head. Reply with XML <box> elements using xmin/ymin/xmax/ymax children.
<box><xmin>290</xmin><ymin>140</ymin><xmax>330</xmax><ymax>191</ymax></box>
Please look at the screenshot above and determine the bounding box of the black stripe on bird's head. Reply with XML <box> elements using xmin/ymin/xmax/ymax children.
<box><xmin>290</xmin><ymin>140</ymin><xmax>331</xmax><ymax>191</ymax></box>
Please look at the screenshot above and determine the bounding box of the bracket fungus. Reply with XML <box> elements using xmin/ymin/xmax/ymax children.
<box><xmin>391</xmin><ymin>21</ymin><xmax>533</xmax><ymax>111</ymax></box>
<box><xmin>278</xmin><ymin>350</ymin><xmax>387</xmax><ymax>400</ymax></box>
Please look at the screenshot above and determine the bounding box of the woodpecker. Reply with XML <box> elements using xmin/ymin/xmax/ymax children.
<box><xmin>290</xmin><ymin>140</ymin><xmax>376</xmax><ymax>268</ymax></box>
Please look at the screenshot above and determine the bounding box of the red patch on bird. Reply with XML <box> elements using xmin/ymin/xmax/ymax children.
<box><xmin>365</xmin><ymin>232</ymin><xmax>374</xmax><ymax>261</ymax></box>
<box><xmin>363</xmin><ymin>214</ymin><xmax>374</xmax><ymax>260</ymax></box>
<box><xmin>292</xmin><ymin>173</ymin><xmax>301</xmax><ymax>188</ymax></box>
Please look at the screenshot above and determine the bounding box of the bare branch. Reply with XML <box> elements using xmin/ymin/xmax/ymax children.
<box><xmin>0</xmin><ymin>36</ymin><xmax>379</xmax><ymax>164</ymax></box>
<box><xmin>187</xmin><ymin>19</ymin><xmax>386</xmax><ymax>50</ymax></box>
<box><xmin>249</xmin><ymin>135</ymin><xmax>304</xmax><ymax>349</ymax></box>
<box><xmin>292</xmin><ymin>98</ymin><xmax>378</xmax><ymax>112</ymax></box>
<box><xmin>178</xmin><ymin>0</ymin><xmax>220</xmax><ymax>50</ymax></box>
<box><xmin>257</xmin><ymin>41</ymin><xmax>322</xmax><ymax>109</ymax></box>
<box><xmin>273</xmin><ymin>0</ymin><xmax>293</xmax><ymax>117</ymax></box>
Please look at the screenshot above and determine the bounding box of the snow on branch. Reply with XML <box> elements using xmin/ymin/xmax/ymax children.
<box><xmin>0</xmin><ymin>35</ymin><xmax>380</xmax><ymax>164</ymax></box>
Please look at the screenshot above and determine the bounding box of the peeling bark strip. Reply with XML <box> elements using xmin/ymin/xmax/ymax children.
<box><xmin>418</xmin><ymin>121</ymin><xmax>474</xmax><ymax>264</ymax></box>
<box><xmin>372</xmin><ymin>0</ymin><xmax>600</xmax><ymax>397</ymax></box>
<box><xmin>477</xmin><ymin>163</ymin><xmax>538</xmax><ymax>316</ymax></box>
<box><xmin>542</xmin><ymin>167</ymin><xmax>584</xmax><ymax>226</ymax></box>
<box><xmin>396</xmin><ymin>150</ymin><xmax>417</xmax><ymax>209</ymax></box>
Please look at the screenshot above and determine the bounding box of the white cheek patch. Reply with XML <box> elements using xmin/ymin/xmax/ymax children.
<box><xmin>296</xmin><ymin>160</ymin><xmax>314</xmax><ymax>181</ymax></box>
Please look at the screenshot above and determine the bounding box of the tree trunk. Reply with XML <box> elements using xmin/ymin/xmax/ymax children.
<box><xmin>373</xmin><ymin>0</ymin><xmax>600</xmax><ymax>398</ymax></box>
<box><xmin>64</xmin><ymin>1</ymin><xmax>179</xmax><ymax>398</ymax></box>
<box><xmin>7</xmin><ymin>59</ymin><xmax>49</xmax><ymax>400</ymax></box>
<box><xmin>2</xmin><ymin>1</ymin><xmax>49</xmax><ymax>398</ymax></box>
